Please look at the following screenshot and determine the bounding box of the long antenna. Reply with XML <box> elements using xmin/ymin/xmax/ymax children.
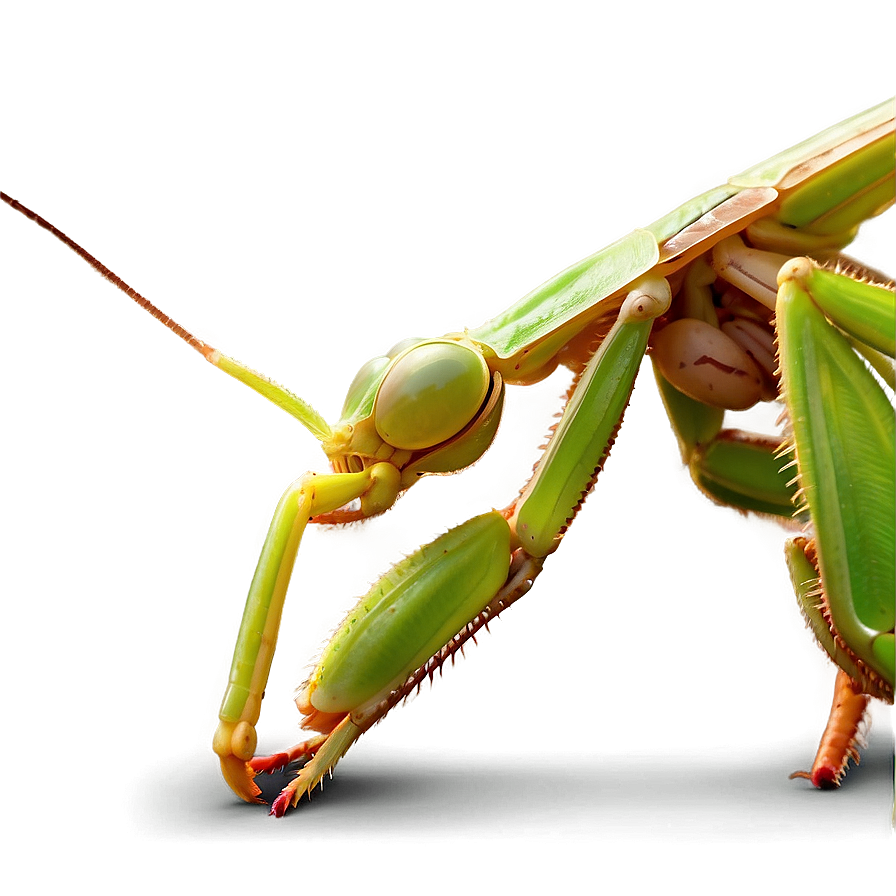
<box><xmin>1</xmin><ymin>191</ymin><xmax>213</xmax><ymax>358</ymax></box>
<box><xmin>1</xmin><ymin>191</ymin><xmax>332</xmax><ymax>440</ymax></box>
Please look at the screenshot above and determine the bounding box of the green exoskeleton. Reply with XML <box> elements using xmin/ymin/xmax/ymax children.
<box><xmin>2</xmin><ymin>99</ymin><xmax>893</xmax><ymax>817</ymax></box>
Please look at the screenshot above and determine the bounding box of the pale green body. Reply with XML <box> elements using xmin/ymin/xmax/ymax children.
<box><xmin>203</xmin><ymin>99</ymin><xmax>895</xmax><ymax>810</ymax></box>
<box><xmin>3</xmin><ymin>100</ymin><xmax>893</xmax><ymax>814</ymax></box>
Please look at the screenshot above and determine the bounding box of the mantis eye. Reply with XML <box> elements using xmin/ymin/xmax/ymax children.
<box><xmin>374</xmin><ymin>340</ymin><xmax>490</xmax><ymax>450</ymax></box>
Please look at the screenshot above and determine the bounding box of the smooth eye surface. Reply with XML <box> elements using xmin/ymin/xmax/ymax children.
<box><xmin>374</xmin><ymin>341</ymin><xmax>490</xmax><ymax>450</ymax></box>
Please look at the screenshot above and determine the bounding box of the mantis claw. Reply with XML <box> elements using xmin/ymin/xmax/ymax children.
<box><xmin>218</xmin><ymin>754</ymin><xmax>263</xmax><ymax>804</ymax></box>
<box><xmin>213</xmin><ymin>720</ymin><xmax>263</xmax><ymax>802</ymax></box>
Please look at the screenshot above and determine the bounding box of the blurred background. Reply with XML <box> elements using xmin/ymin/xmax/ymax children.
<box><xmin>1</xmin><ymin>2</ymin><xmax>892</xmax><ymax>889</ymax></box>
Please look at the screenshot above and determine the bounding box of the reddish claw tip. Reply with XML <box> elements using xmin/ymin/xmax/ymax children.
<box><xmin>249</xmin><ymin>752</ymin><xmax>290</xmax><ymax>774</ymax></box>
<box><xmin>789</xmin><ymin>767</ymin><xmax>840</xmax><ymax>789</ymax></box>
<box><xmin>270</xmin><ymin>792</ymin><xmax>291</xmax><ymax>818</ymax></box>
<box><xmin>812</xmin><ymin>767</ymin><xmax>840</xmax><ymax>789</ymax></box>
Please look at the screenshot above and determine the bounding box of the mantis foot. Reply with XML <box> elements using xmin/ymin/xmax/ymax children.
<box><xmin>250</xmin><ymin>735</ymin><xmax>332</xmax><ymax>816</ymax></box>
<box><xmin>790</xmin><ymin>669</ymin><xmax>870</xmax><ymax>788</ymax></box>
<box><xmin>262</xmin><ymin>717</ymin><xmax>362</xmax><ymax>816</ymax></box>
<box><xmin>249</xmin><ymin>735</ymin><xmax>327</xmax><ymax>775</ymax></box>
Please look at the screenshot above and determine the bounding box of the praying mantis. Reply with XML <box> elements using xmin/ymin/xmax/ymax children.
<box><xmin>2</xmin><ymin>98</ymin><xmax>893</xmax><ymax>818</ymax></box>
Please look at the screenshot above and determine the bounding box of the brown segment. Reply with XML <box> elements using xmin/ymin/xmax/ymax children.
<box><xmin>790</xmin><ymin>669</ymin><xmax>870</xmax><ymax>788</ymax></box>
<box><xmin>1</xmin><ymin>191</ymin><xmax>212</xmax><ymax>356</ymax></box>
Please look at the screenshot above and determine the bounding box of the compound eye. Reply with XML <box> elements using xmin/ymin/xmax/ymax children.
<box><xmin>374</xmin><ymin>341</ymin><xmax>490</xmax><ymax>450</ymax></box>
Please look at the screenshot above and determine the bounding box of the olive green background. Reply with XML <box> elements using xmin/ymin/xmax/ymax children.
<box><xmin>2</xmin><ymin>1</ymin><xmax>892</xmax><ymax>890</ymax></box>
